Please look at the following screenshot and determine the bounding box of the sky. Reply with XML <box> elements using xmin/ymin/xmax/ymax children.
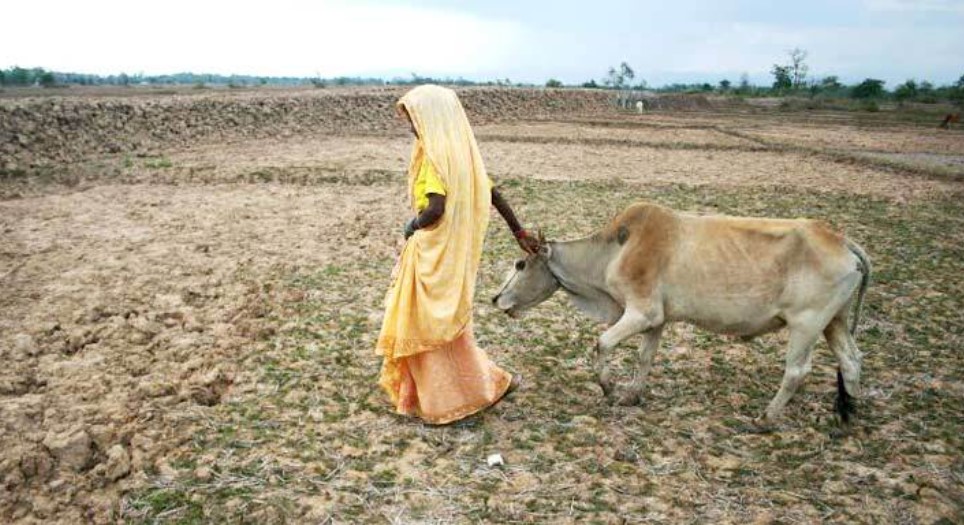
<box><xmin>2</xmin><ymin>0</ymin><xmax>962</xmax><ymax>87</ymax></box>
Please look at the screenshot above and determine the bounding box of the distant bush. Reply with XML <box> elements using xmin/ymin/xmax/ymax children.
<box><xmin>851</xmin><ymin>79</ymin><xmax>885</xmax><ymax>99</ymax></box>
<box><xmin>545</xmin><ymin>78</ymin><xmax>563</xmax><ymax>88</ymax></box>
<box><xmin>39</xmin><ymin>72</ymin><xmax>57</xmax><ymax>88</ymax></box>
<box><xmin>859</xmin><ymin>100</ymin><xmax>880</xmax><ymax>112</ymax></box>
<box><xmin>894</xmin><ymin>80</ymin><xmax>918</xmax><ymax>105</ymax></box>
<box><xmin>953</xmin><ymin>74</ymin><xmax>964</xmax><ymax>107</ymax></box>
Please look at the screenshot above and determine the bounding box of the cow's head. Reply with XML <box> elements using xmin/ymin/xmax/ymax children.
<box><xmin>492</xmin><ymin>243</ymin><xmax>560</xmax><ymax>317</ymax></box>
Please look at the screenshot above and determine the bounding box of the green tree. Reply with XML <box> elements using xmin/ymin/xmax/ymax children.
<box><xmin>771</xmin><ymin>65</ymin><xmax>792</xmax><ymax>91</ymax></box>
<box><xmin>820</xmin><ymin>76</ymin><xmax>842</xmax><ymax>90</ymax></box>
<box><xmin>581</xmin><ymin>79</ymin><xmax>598</xmax><ymax>88</ymax></box>
<box><xmin>951</xmin><ymin>74</ymin><xmax>964</xmax><ymax>106</ymax></box>
<box><xmin>604</xmin><ymin>61</ymin><xmax>635</xmax><ymax>89</ymax></box>
<box><xmin>851</xmin><ymin>78</ymin><xmax>885</xmax><ymax>99</ymax></box>
<box><xmin>894</xmin><ymin>79</ymin><xmax>918</xmax><ymax>105</ymax></box>
<box><xmin>788</xmin><ymin>48</ymin><xmax>808</xmax><ymax>89</ymax></box>
<box><xmin>545</xmin><ymin>78</ymin><xmax>563</xmax><ymax>88</ymax></box>
<box><xmin>0</xmin><ymin>70</ymin><xmax>5</xmax><ymax>86</ymax></box>
<box><xmin>915</xmin><ymin>80</ymin><xmax>938</xmax><ymax>103</ymax></box>
<box><xmin>719</xmin><ymin>79</ymin><xmax>731</xmax><ymax>91</ymax></box>
<box><xmin>737</xmin><ymin>73</ymin><xmax>751</xmax><ymax>94</ymax></box>
<box><xmin>39</xmin><ymin>71</ymin><xmax>56</xmax><ymax>87</ymax></box>
<box><xmin>808</xmin><ymin>81</ymin><xmax>822</xmax><ymax>98</ymax></box>
<box><xmin>9</xmin><ymin>67</ymin><xmax>30</xmax><ymax>85</ymax></box>
<box><xmin>620</xmin><ymin>62</ymin><xmax>635</xmax><ymax>85</ymax></box>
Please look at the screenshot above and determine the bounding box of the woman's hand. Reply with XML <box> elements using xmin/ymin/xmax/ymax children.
<box><xmin>514</xmin><ymin>230</ymin><xmax>540</xmax><ymax>254</ymax></box>
<box><xmin>404</xmin><ymin>218</ymin><xmax>418</xmax><ymax>239</ymax></box>
<box><xmin>404</xmin><ymin>194</ymin><xmax>446</xmax><ymax>240</ymax></box>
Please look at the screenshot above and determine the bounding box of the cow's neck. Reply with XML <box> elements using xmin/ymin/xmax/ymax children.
<box><xmin>548</xmin><ymin>240</ymin><xmax>607</xmax><ymax>292</ymax></box>
<box><xmin>547</xmin><ymin>238</ymin><xmax>623</xmax><ymax>324</ymax></box>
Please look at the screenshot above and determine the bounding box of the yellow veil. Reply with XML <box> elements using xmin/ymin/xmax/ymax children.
<box><xmin>376</xmin><ymin>85</ymin><xmax>492</xmax><ymax>391</ymax></box>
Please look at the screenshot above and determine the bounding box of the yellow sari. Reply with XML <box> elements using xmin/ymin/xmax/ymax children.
<box><xmin>376</xmin><ymin>85</ymin><xmax>511</xmax><ymax>424</ymax></box>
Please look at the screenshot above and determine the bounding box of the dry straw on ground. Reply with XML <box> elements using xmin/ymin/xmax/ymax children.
<box><xmin>1</xmin><ymin>89</ymin><xmax>962</xmax><ymax>523</ymax></box>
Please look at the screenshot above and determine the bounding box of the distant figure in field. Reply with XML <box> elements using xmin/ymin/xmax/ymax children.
<box><xmin>938</xmin><ymin>113</ymin><xmax>960</xmax><ymax>129</ymax></box>
<box><xmin>635</xmin><ymin>100</ymin><xmax>644</xmax><ymax>114</ymax></box>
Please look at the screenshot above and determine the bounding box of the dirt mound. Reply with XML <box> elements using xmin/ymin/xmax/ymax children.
<box><xmin>0</xmin><ymin>87</ymin><xmax>617</xmax><ymax>169</ymax></box>
<box><xmin>643</xmin><ymin>93</ymin><xmax>718</xmax><ymax>111</ymax></box>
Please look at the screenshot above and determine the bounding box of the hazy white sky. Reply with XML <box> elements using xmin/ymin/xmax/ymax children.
<box><xmin>2</xmin><ymin>0</ymin><xmax>962</xmax><ymax>86</ymax></box>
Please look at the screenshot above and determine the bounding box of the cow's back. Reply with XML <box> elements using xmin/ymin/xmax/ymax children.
<box><xmin>669</xmin><ymin>214</ymin><xmax>849</xmax><ymax>290</ymax></box>
<box><xmin>605</xmin><ymin>204</ymin><xmax>853</xmax><ymax>333</ymax></box>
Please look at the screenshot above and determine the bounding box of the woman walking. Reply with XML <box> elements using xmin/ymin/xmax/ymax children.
<box><xmin>376</xmin><ymin>85</ymin><xmax>538</xmax><ymax>424</ymax></box>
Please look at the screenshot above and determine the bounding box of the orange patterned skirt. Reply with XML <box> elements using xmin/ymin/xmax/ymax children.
<box><xmin>380</xmin><ymin>324</ymin><xmax>512</xmax><ymax>425</ymax></box>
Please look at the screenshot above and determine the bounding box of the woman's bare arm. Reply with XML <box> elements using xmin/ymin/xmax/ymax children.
<box><xmin>405</xmin><ymin>194</ymin><xmax>446</xmax><ymax>238</ymax></box>
<box><xmin>492</xmin><ymin>188</ymin><xmax>539</xmax><ymax>253</ymax></box>
<box><xmin>416</xmin><ymin>194</ymin><xmax>446</xmax><ymax>229</ymax></box>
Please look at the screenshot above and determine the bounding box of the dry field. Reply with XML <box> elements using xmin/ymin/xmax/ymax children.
<box><xmin>1</xmin><ymin>93</ymin><xmax>963</xmax><ymax>524</ymax></box>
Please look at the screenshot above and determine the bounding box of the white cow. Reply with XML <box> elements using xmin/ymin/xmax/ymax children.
<box><xmin>493</xmin><ymin>202</ymin><xmax>870</xmax><ymax>425</ymax></box>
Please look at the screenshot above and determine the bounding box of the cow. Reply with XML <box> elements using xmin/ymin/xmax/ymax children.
<box><xmin>493</xmin><ymin>202</ymin><xmax>870</xmax><ymax>425</ymax></box>
<box><xmin>939</xmin><ymin>113</ymin><xmax>960</xmax><ymax>129</ymax></box>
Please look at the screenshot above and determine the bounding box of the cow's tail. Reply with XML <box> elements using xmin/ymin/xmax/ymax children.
<box><xmin>845</xmin><ymin>238</ymin><xmax>871</xmax><ymax>337</ymax></box>
<box><xmin>835</xmin><ymin>369</ymin><xmax>854</xmax><ymax>425</ymax></box>
<box><xmin>835</xmin><ymin>238</ymin><xmax>870</xmax><ymax>426</ymax></box>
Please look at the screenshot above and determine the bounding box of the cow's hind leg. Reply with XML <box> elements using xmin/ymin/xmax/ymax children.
<box><xmin>824</xmin><ymin>315</ymin><xmax>861</xmax><ymax>424</ymax></box>
<box><xmin>596</xmin><ymin>309</ymin><xmax>658</xmax><ymax>401</ymax></box>
<box><xmin>764</xmin><ymin>325</ymin><xmax>821</xmax><ymax>421</ymax></box>
<box><xmin>617</xmin><ymin>325</ymin><xmax>664</xmax><ymax>406</ymax></box>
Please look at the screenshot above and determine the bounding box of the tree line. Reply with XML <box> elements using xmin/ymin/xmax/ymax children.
<box><xmin>3</xmin><ymin>61</ymin><xmax>963</xmax><ymax>106</ymax></box>
<box><xmin>564</xmin><ymin>53</ymin><xmax>962</xmax><ymax>106</ymax></box>
<box><xmin>0</xmin><ymin>67</ymin><xmax>519</xmax><ymax>89</ymax></box>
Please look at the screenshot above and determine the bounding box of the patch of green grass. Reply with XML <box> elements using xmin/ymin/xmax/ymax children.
<box><xmin>143</xmin><ymin>156</ymin><xmax>173</xmax><ymax>169</ymax></box>
<box><xmin>125</xmin><ymin>487</ymin><xmax>206</xmax><ymax>524</ymax></box>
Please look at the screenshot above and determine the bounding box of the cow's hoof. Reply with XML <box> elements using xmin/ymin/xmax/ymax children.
<box><xmin>616</xmin><ymin>390</ymin><xmax>641</xmax><ymax>406</ymax></box>
<box><xmin>739</xmin><ymin>419</ymin><xmax>775</xmax><ymax>434</ymax></box>
<box><xmin>599</xmin><ymin>380</ymin><xmax>614</xmax><ymax>400</ymax></box>
<box><xmin>828</xmin><ymin>424</ymin><xmax>853</xmax><ymax>440</ymax></box>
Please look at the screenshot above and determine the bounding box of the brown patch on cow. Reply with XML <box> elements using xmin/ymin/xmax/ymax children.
<box><xmin>806</xmin><ymin>220</ymin><xmax>848</xmax><ymax>255</ymax></box>
<box><xmin>603</xmin><ymin>203</ymin><xmax>680</xmax><ymax>298</ymax></box>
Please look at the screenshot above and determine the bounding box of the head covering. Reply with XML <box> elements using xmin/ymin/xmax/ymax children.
<box><xmin>376</xmin><ymin>85</ymin><xmax>493</xmax><ymax>363</ymax></box>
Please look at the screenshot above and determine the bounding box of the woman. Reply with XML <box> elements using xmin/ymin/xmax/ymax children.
<box><xmin>376</xmin><ymin>85</ymin><xmax>539</xmax><ymax>424</ymax></box>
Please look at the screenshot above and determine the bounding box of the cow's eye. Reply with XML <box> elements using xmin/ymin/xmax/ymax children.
<box><xmin>515</xmin><ymin>260</ymin><xmax>526</xmax><ymax>271</ymax></box>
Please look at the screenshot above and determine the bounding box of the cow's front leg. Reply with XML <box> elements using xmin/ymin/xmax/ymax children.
<box><xmin>595</xmin><ymin>309</ymin><xmax>654</xmax><ymax>402</ymax></box>
<box><xmin>617</xmin><ymin>324</ymin><xmax>664</xmax><ymax>406</ymax></box>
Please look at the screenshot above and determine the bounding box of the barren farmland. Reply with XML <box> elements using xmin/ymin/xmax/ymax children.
<box><xmin>1</xmin><ymin>88</ymin><xmax>962</xmax><ymax>524</ymax></box>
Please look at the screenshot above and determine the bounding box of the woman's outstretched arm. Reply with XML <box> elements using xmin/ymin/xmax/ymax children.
<box><xmin>492</xmin><ymin>188</ymin><xmax>539</xmax><ymax>254</ymax></box>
